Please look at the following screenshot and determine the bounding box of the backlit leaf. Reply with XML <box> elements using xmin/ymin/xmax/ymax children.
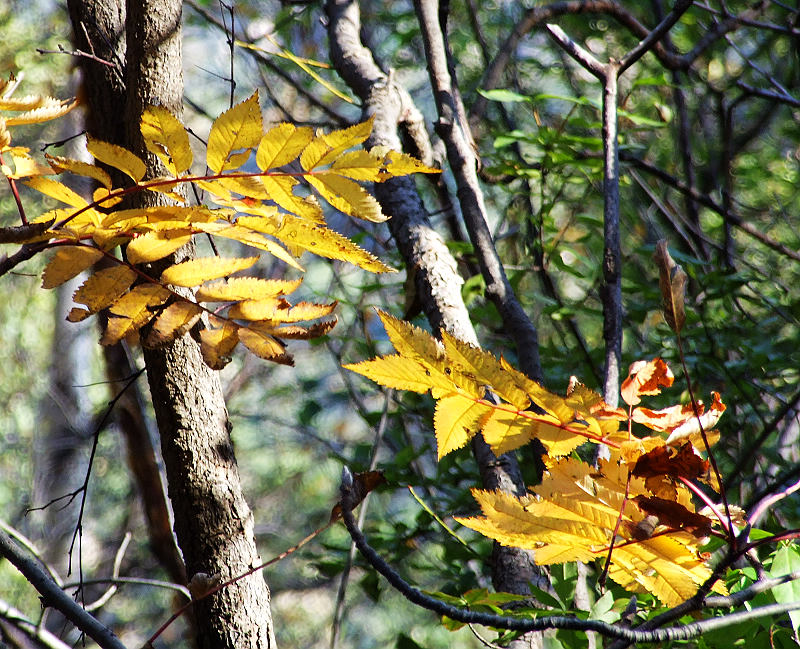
<box><xmin>193</xmin><ymin>222</ymin><xmax>303</xmax><ymax>270</ymax></box>
<box><xmin>141</xmin><ymin>105</ymin><xmax>192</xmax><ymax>175</ymax></box>
<box><xmin>42</xmin><ymin>245</ymin><xmax>104</xmax><ymax>288</ymax></box>
<box><xmin>87</xmin><ymin>136</ymin><xmax>147</xmax><ymax>183</ymax></box>
<box><xmin>621</xmin><ymin>358</ymin><xmax>674</xmax><ymax>406</ymax></box>
<box><xmin>160</xmin><ymin>256</ymin><xmax>259</xmax><ymax>287</ymax></box>
<box><xmin>343</xmin><ymin>355</ymin><xmax>437</xmax><ymax>394</ymax></box>
<box><xmin>126</xmin><ymin>229</ymin><xmax>193</xmax><ymax>265</ymax></box>
<box><xmin>206</xmin><ymin>91</ymin><xmax>262</xmax><ymax>173</ymax></box>
<box><xmin>256</xmin><ymin>123</ymin><xmax>313</xmax><ymax>170</ymax></box>
<box><xmin>238</xmin><ymin>328</ymin><xmax>292</xmax><ymax>365</ymax></box>
<box><xmin>199</xmin><ymin>316</ymin><xmax>239</xmax><ymax>370</ymax></box>
<box><xmin>306</xmin><ymin>172</ymin><xmax>386</xmax><ymax>222</ymax></box>
<box><xmin>144</xmin><ymin>301</ymin><xmax>203</xmax><ymax>347</ymax></box>
<box><xmin>25</xmin><ymin>176</ymin><xmax>88</xmax><ymax>208</ymax></box>
<box><xmin>434</xmin><ymin>394</ymin><xmax>492</xmax><ymax>459</ymax></box>
<box><xmin>196</xmin><ymin>277</ymin><xmax>302</xmax><ymax>302</ymax></box>
<box><xmin>72</xmin><ymin>266</ymin><xmax>137</xmax><ymax>314</ymax></box>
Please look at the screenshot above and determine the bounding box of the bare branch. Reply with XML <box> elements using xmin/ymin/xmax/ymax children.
<box><xmin>545</xmin><ymin>23</ymin><xmax>605</xmax><ymax>79</ymax></box>
<box><xmin>0</xmin><ymin>529</ymin><xmax>127</xmax><ymax>649</ymax></box>
<box><xmin>618</xmin><ymin>0</ymin><xmax>693</xmax><ymax>73</ymax></box>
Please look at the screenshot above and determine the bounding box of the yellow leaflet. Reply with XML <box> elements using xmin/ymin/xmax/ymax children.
<box><xmin>144</xmin><ymin>301</ymin><xmax>203</xmax><ymax>347</ymax></box>
<box><xmin>481</xmin><ymin>409</ymin><xmax>538</xmax><ymax>456</ymax></box>
<box><xmin>45</xmin><ymin>154</ymin><xmax>112</xmax><ymax>189</ymax></box>
<box><xmin>161</xmin><ymin>256</ymin><xmax>259</xmax><ymax>288</ymax></box>
<box><xmin>7</xmin><ymin>150</ymin><xmax>53</xmax><ymax>179</ymax></box>
<box><xmin>102</xmin><ymin>284</ymin><xmax>172</xmax><ymax>345</ymax></box>
<box><xmin>126</xmin><ymin>229</ymin><xmax>193</xmax><ymax>265</ymax></box>
<box><xmin>206</xmin><ymin>91</ymin><xmax>262</xmax><ymax>173</ymax></box>
<box><xmin>257</xmin><ymin>123</ymin><xmax>313</xmax><ymax>170</ymax></box>
<box><xmin>216</xmin><ymin>175</ymin><xmax>270</xmax><ymax>199</ymax></box>
<box><xmin>259</xmin><ymin>175</ymin><xmax>325</xmax><ymax>222</ymax></box>
<box><xmin>72</xmin><ymin>265</ymin><xmax>137</xmax><ymax>314</ymax></box>
<box><xmin>87</xmin><ymin>136</ymin><xmax>146</xmax><ymax>183</ymax></box>
<box><xmin>532</xmin><ymin>420</ymin><xmax>592</xmax><ymax>458</ymax></box>
<box><xmin>306</xmin><ymin>172</ymin><xmax>386</xmax><ymax>222</ymax></box>
<box><xmin>3</xmin><ymin>97</ymin><xmax>77</xmax><ymax>126</ymax></box>
<box><xmin>434</xmin><ymin>393</ymin><xmax>493</xmax><ymax>459</ymax></box>
<box><xmin>42</xmin><ymin>246</ymin><xmax>104</xmax><ymax>289</ymax></box>
<box><xmin>299</xmin><ymin>137</ymin><xmax>331</xmax><ymax>172</ymax></box>
<box><xmin>228</xmin><ymin>299</ymin><xmax>335</xmax><ymax>323</ymax></box>
<box><xmin>378</xmin><ymin>149</ymin><xmax>440</xmax><ymax>176</ymax></box>
<box><xmin>263</xmin><ymin>216</ymin><xmax>393</xmax><ymax>273</ymax></box>
<box><xmin>200</xmin><ymin>316</ymin><xmax>239</xmax><ymax>370</ymax></box>
<box><xmin>141</xmin><ymin>105</ymin><xmax>192</xmax><ymax>175</ymax></box>
<box><xmin>93</xmin><ymin>187</ymin><xmax>122</xmax><ymax>209</ymax></box>
<box><xmin>329</xmin><ymin>149</ymin><xmax>384</xmax><ymax>182</ymax></box>
<box><xmin>236</xmin><ymin>38</ymin><xmax>355</xmax><ymax>104</ymax></box>
<box><xmin>344</xmin><ymin>355</ymin><xmax>437</xmax><ymax>394</ymax></box>
<box><xmin>441</xmin><ymin>331</ymin><xmax>529</xmax><ymax>409</ymax></box>
<box><xmin>25</xmin><ymin>176</ymin><xmax>88</xmax><ymax>208</ymax></box>
<box><xmin>376</xmin><ymin>310</ymin><xmax>446</xmax><ymax>366</ymax></box>
<box><xmin>196</xmin><ymin>277</ymin><xmax>302</xmax><ymax>302</ymax></box>
<box><xmin>237</xmin><ymin>328</ymin><xmax>292</xmax><ymax>365</ymax></box>
<box><xmin>194</xmin><ymin>222</ymin><xmax>303</xmax><ymax>270</ymax></box>
<box><xmin>321</xmin><ymin>118</ymin><xmax>374</xmax><ymax>156</ymax></box>
<box><xmin>262</xmin><ymin>319</ymin><xmax>337</xmax><ymax>340</ymax></box>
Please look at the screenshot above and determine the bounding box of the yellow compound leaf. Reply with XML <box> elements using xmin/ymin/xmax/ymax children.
<box><xmin>42</xmin><ymin>245</ymin><xmax>104</xmax><ymax>289</ymax></box>
<box><xmin>160</xmin><ymin>256</ymin><xmax>259</xmax><ymax>288</ymax></box>
<box><xmin>256</xmin><ymin>123</ymin><xmax>313</xmax><ymax>170</ymax></box>
<box><xmin>144</xmin><ymin>301</ymin><xmax>203</xmax><ymax>347</ymax></box>
<box><xmin>228</xmin><ymin>298</ymin><xmax>335</xmax><ymax>323</ymax></box>
<box><xmin>6</xmin><ymin>149</ymin><xmax>54</xmax><ymax>179</ymax></box>
<box><xmin>343</xmin><ymin>355</ymin><xmax>438</xmax><ymax>394</ymax></box>
<box><xmin>196</xmin><ymin>277</ymin><xmax>302</xmax><ymax>302</ymax></box>
<box><xmin>45</xmin><ymin>154</ymin><xmax>112</xmax><ymax>189</ymax></box>
<box><xmin>200</xmin><ymin>317</ymin><xmax>240</xmax><ymax>370</ymax></box>
<box><xmin>481</xmin><ymin>409</ymin><xmax>539</xmax><ymax>456</ymax></box>
<box><xmin>306</xmin><ymin>172</ymin><xmax>386</xmax><ymax>222</ymax></box>
<box><xmin>206</xmin><ymin>91</ymin><xmax>262</xmax><ymax>173</ymax></box>
<box><xmin>72</xmin><ymin>265</ymin><xmax>137</xmax><ymax>314</ymax></box>
<box><xmin>263</xmin><ymin>318</ymin><xmax>337</xmax><ymax>340</ymax></box>
<box><xmin>2</xmin><ymin>97</ymin><xmax>77</xmax><ymax>126</ymax></box>
<box><xmin>86</xmin><ymin>136</ymin><xmax>147</xmax><ymax>183</ymax></box>
<box><xmin>141</xmin><ymin>105</ymin><xmax>192</xmax><ymax>175</ymax></box>
<box><xmin>126</xmin><ymin>229</ymin><xmax>193</xmax><ymax>265</ymax></box>
<box><xmin>238</xmin><ymin>328</ymin><xmax>293</xmax><ymax>365</ymax></box>
<box><xmin>25</xmin><ymin>176</ymin><xmax>88</xmax><ymax>208</ymax></box>
<box><xmin>434</xmin><ymin>393</ymin><xmax>493</xmax><ymax>459</ymax></box>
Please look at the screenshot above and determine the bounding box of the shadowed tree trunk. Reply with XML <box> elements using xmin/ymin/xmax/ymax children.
<box><xmin>67</xmin><ymin>0</ymin><xmax>277</xmax><ymax>646</ymax></box>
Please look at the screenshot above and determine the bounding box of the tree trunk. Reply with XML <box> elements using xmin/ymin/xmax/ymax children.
<box><xmin>67</xmin><ymin>0</ymin><xmax>277</xmax><ymax>646</ymax></box>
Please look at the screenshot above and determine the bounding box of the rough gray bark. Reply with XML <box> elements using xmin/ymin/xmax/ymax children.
<box><xmin>326</xmin><ymin>3</ymin><xmax>548</xmax><ymax>647</ymax></box>
<box><xmin>67</xmin><ymin>0</ymin><xmax>277</xmax><ymax>646</ymax></box>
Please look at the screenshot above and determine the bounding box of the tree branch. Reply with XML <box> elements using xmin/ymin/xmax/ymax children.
<box><xmin>0</xmin><ymin>529</ymin><xmax>127</xmax><ymax>649</ymax></box>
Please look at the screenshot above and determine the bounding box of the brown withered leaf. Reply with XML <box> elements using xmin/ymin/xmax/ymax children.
<box><xmin>330</xmin><ymin>470</ymin><xmax>387</xmax><ymax>522</ymax></box>
<box><xmin>632</xmin><ymin>495</ymin><xmax>713</xmax><ymax>538</ymax></box>
<box><xmin>653</xmin><ymin>239</ymin><xmax>688</xmax><ymax>334</ymax></box>
<box><xmin>632</xmin><ymin>443</ymin><xmax>709</xmax><ymax>482</ymax></box>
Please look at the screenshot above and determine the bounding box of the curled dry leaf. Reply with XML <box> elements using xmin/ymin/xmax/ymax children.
<box><xmin>653</xmin><ymin>239</ymin><xmax>688</xmax><ymax>334</ymax></box>
<box><xmin>632</xmin><ymin>443</ymin><xmax>709</xmax><ymax>483</ymax></box>
<box><xmin>621</xmin><ymin>358</ymin><xmax>674</xmax><ymax>406</ymax></box>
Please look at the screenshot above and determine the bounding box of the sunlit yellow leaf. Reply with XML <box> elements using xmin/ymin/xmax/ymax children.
<box><xmin>344</xmin><ymin>355</ymin><xmax>438</xmax><ymax>394</ymax></box>
<box><xmin>144</xmin><ymin>300</ymin><xmax>203</xmax><ymax>347</ymax></box>
<box><xmin>72</xmin><ymin>265</ymin><xmax>137</xmax><ymax>314</ymax></box>
<box><xmin>45</xmin><ymin>154</ymin><xmax>112</xmax><ymax>189</ymax></box>
<box><xmin>141</xmin><ymin>105</ymin><xmax>192</xmax><ymax>175</ymax></box>
<box><xmin>434</xmin><ymin>393</ymin><xmax>492</xmax><ymax>459</ymax></box>
<box><xmin>3</xmin><ymin>97</ymin><xmax>77</xmax><ymax>126</ymax></box>
<box><xmin>239</xmin><ymin>215</ymin><xmax>393</xmax><ymax>273</ymax></box>
<box><xmin>42</xmin><ymin>245</ymin><xmax>104</xmax><ymax>289</ymax></box>
<box><xmin>193</xmin><ymin>222</ymin><xmax>302</xmax><ymax>270</ymax></box>
<box><xmin>101</xmin><ymin>284</ymin><xmax>172</xmax><ymax>345</ymax></box>
<box><xmin>306</xmin><ymin>172</ymin><xmax>386</xmax><ymax>222</ymax></box>
<box><xmin>6</xmin><ymin>149</ymin><xmax>53</xmax><ymax>178</ymax></box>
<box><xmin>200</xmin><ymin>316</ymin><xmax>239</xmax><ymax>369</ymax></box>
<box><xmin>126</xmin><ymin>229</ymin><xmax>193</xmax><ymax>265</ymax></box>
<box><xmin>377</xmin><ymin>148</ymin><xmax>440</xmax><ymax>177</ymax></box>
<box><xmin>25</xmin><ymin>176</ymin><xmax>88</xmax><ymax>208</ymax></box>
<box><xmin>238</xmin><ymin>327</ymin><xmax>292</xmax><ymax>365</ymax></box>
<box><xmin>263</xmin><ymin>318</ymin><xmax>337</xmax><ymax>339</ymax></box>
<box><xmin>206</xmin><ymin>91</ymin><xmax>262</xmax><ymax>173</ymax></box>
<box><xmin>196</xmin><ymin>276</ymin><xmax>302</xmax><ymax>302</ymax></box>
<box><xmin>329</xmin><ymin>149</ymin><xmax>384</xmax><ymax>181</ymax></box>
<box><xmin>256</xmin><ymin>123</ymin><xmax>313</xmax><ymax>170</ymax></box>
<box><xmin>258</xmin><ymin>175</ymin><xmax>325</xmax><ymax>222</ymax></box>
<box><xmin>160</xmin><ymin>255</ymin><xmax>259</xmax><ymax>287</ymax></box>
<box><xmin>86</xmin><ymin>136</ymin><xmax>147</xmax><ymax>183</ymax></box>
